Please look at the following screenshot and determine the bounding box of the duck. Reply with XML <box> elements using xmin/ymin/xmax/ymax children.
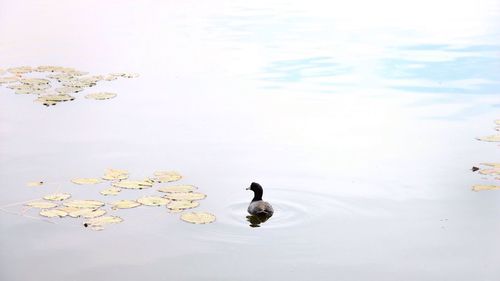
<box><xmin>246</xmin><ymin>182</ymin><xmax>274</xmax><ymax>217</ymax></box>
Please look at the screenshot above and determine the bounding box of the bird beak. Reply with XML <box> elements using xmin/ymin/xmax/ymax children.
<box><xmin>245</xmin><ymin>187</ymin><xmax>250</xmax><ymax>190</ymax></box>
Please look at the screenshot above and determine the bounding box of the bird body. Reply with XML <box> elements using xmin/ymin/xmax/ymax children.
<box><xmin>246</xmin><ymin>182</ymin><xmax>274</xmax><ymax>217</ymax></box>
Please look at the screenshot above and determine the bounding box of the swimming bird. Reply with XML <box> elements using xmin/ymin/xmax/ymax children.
<box><xmin>246</xmin><ymin>182</ymin><xmax>274</xmax><ymax>217</ymax></box>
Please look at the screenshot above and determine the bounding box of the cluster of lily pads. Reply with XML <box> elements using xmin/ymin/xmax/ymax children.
<box><xmin>0</xmin><ymin>65</ymin><xmax>138</xmax><ymax>106</ymax></box>
<box><xmin>18</xmin><ymin>169</ymin><xmax>216</xmax><ymax>231</ymax></box>
<box><xmin>472</xmin><ymin>120</ymin><xmax>500</xmax><ymax>191</ymax></box>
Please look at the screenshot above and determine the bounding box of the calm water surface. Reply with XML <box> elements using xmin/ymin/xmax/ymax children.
<box><xmin>1</xmin><ymin>0</ymin><xmax>500</xmax><ymax>280</ymax></box>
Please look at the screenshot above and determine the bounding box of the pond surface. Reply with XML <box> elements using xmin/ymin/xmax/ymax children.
<box><xmin>1</xmin><ymin>0</ymin><xmax>500</xmax><ymax>280</ymax></box>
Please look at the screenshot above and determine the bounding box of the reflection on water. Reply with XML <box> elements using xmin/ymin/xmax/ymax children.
<box><xmin>1</xmin><ymin>0</ymin><xmax>500</xmax><ymax>280</ymax></box>
<box><xmin>246</xmin><ymin>214</ymin><xmax>271</xmax><ymax>227</ymax></box>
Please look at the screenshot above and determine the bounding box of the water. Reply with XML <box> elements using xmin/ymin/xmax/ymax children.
<box><xmin>1</xmin><ymin>0</ymin><xmax>500</xmax><ymax>280</ymax></box>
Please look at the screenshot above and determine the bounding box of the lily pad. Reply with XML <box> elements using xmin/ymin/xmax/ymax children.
<box><xmin>180</xmin><ymin>212</ymin><xmax>216</xmax><ymax>224</ymax></box>
<box><xmin>25</xmin><ymin>201</ymin><xmax>58</xmax><ymax>209</ymax></box>
<box><xmin>40</xmin><ymin>209</ymin><xmax>68</xmax><ymax>218</ymax></box>
<box><xmin>154</xmin><ymin>171</ymin><xmax>182</xmax><ymax>182</ymax></box>
<box><xmin>167</xmin><ymin>200</ymin><xmax>199</xmax><ymax>211</ymax></box>
<box><xmin>158</xmin><ymin>185</ymin><xmax>197</xmax><ymax>193</ymax></box>
<box><xmin>63</xmin><ymin>200</ymin><xmax>104</xmax><ymax>209</ymax></box>
<box><xmin>20</xmin><ymin>78</ymin><xmax>50</xmax><ymax>85</ymax></box>
<box><xmin>102</xmin><ymin>169</ymin><xmax>129</xmax><ymax>181</ymax></box>
<box><xmin>84</xmin><ymin>215</ymin><xmax>123</xmax><ymax>230</ymax></box>
<box><xmin>111</xmin><ymin>200</ymin><xmax>141</xmax><ymax>210</ymax></box>
<box><xmin>100</xmin><ymin>187</ymin><xmax>121</xmax><ymax>196</ymax></box>
<box><xmin>27</xmin><ymin>181</ymin><xmax>44</xmax><ymax>187</ymax></box>
<box><xmin>85</xmin><ymin>92</ymin><xmax>117</xmax><ymax>100</ymax></box>
<box><xmin>43</xmin><ymin>192</ymin><xmax>71</xmax><ymax>201</ymax></box>
<box><xmin>0</xmin><ymin>76</ymin><xmax>19</xmax><ymax>84</ymax></box>
<box><xmin>137</xmin><ymin>196</ymin><xmax>170</xmax><ymax>206</ymax></box>
<box><xmin>55</xmin><ymin>86</ymin><xmax>83</xmax><ymax>94</ymax></box>
<box><xmin>68</xmin><ymin>208</ymin><xmax>97</xmax><ymax>218</ymax></box>
<box><xmin>82</xmin><ymin>209</ymin><xmax>106</xmax><ymax>219</ymax></box>
<box><xmin>112</xmin><ymin>180</ymin><xmax>153</xmax><ymax>189</ymax></box>
<box><xmin>164</xmin><ymin>192</ymin><xmax>206</xmax><ymax>201</ymax></box>
<box><xmin>71</xmin><ymin>178</ymin><xmax>102</xmax><ymax>185</ymax></box>
<box><xmin>477</xmin><ymin>135</ymin><xmax>500</xmax><ymax>142</ymax></box>
<box><xmin>8</xmin><ymin>66</ymin><xmax>32</xmax><ymax>74</ymax></box>
<box><xmin>472</xmin><ymin>185</ymin><xmax>500</xmax><ymax>191</ymax></box>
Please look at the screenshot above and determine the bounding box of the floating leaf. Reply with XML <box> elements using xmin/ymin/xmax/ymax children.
<box><xmin>84</xmin><ymin>216</ymin><xmax>123</xmax><ymax>230</ymax></box>
<box><xmin>102</xmin><ymin>168</ymin><xmax>129</xmax><ymax>181</ymax></box>
<box><xmin>8</xmin><ymin>66</ymin><xmax>32</xmax><ymax>74</ymax></box>
<box><xmin>167</xmin><ymin>200</ymin><xmax>199</xmax><ymax>211</ymax></box>
<box><xmin>68</xmin><ymin>208</ymin><xmax>96</xmax><ymax>218</ymax></box>
<box><xmin>111</xmin><ymin>200</ymin><xmax>141</xmax><ymax>209</ymax></box>
<box><xmin>158</xmin><ymin>185</ymin><xmax>197</xmax><ymax>193</ymax></box>
<box><xmin>63</xmin><ymin>200</ymin><xmax>104</xmax><ymax>209</ymax></box>
<box><xmin>164</xmin><ymin>192</ymin><xmax>206</xmax><ymax>201</ymax></box>
<box><xmin>137</xmin><ymin>196</ymin><xmax>170</xmax><ymax>206</ymax></box>
<box><xmin>55</xmin><ymin>86</ymin><xmax>83</xmax><ymax>94</ymax></box>
<box><xmin>20</xmin><ymin>78</ymin><xmax>50</xmax><ymax>85</ymax></box>
<box><xmin>476</xmin><ymin>135</ymin><xmax>500</xmax><ymax>142</ymax></box>
<box><xmin>180</xmin><ymin>212</ymin><xmax>216</xmax><ymax>224</ymax></box>
<box><xmin>100</xmin><ymin>187</ymin><xmax>121</xmax><ymax>196</ymax></box>
<box><xmin>82</xmin><ymin>209</ymin><xmax>106</xmax><ymax>219</ymax></box>
<box><xmin>85</xmin><ymin>92</ymin><xmax>117</xmax><ymax>100</ymax></box>
<box><xmin>40</xmin><ymin>209</ymin><xmax>68</xmax><ymax>218</ymax></box>
<box><xmin>154</xmin><ymin>171</ymin><xmax>182</xmax><ymax>183</ymax></box>
<box><xmin>112</xmin><ymin>180</ymin><xmax>153</xmax><ymax>190</ymax></box>
<box><xmin>71</xmin><ymin>178</ymin><xmax>102</xmax><ymax>185</ymax></box>
<box><xmin>43</xmin><ymin>192</ymin><xmax>71</xmax><ymax>201</ymax></box>
<box><xmin>0</xmin><ymin>76</ymin><xmax>19</xmax><ymax>84</ymax></box>
<box><xmin>27</xmin><ymin>181</ymin><xmax>44</xmax><ymax>187</ymax></box>
<box><xmin>110</xmin><ymin>72</ymin><xmax>139</xmax><ymax>78</ymax></box>
<box><xmin>56</xmin><ymin>206</ymin><xmax>80</xmax><ymax>213</ymax></box>
<box><xmin>472</xmin><ymin>185</ymin><xmax>500</xmax><ymax>191</ymax></box>
<box><xmin>25</xmin><ymin>201</ymin><xmax>57</xmax><ymax>209</ymax></box>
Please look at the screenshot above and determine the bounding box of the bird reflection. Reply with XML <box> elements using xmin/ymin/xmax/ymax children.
<box><xmin>246</xmin><ymin>214</ymin><xmax>272</xmax><ymax>228</ymax></box>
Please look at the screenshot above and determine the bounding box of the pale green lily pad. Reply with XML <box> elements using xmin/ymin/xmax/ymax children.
<box><xmin>102</xmin><ymin>168</ymin><xmax>129</xmax><ymax>181</ymax></box>
<box><xmin>100</xmin><ymin>187</ymin><xmax>121</xmax><ymax>196</ymax></box>
<box><xmin>154</xmin><ymin>171</ymin><xmax>182</xmax><ymax>183</ymax></box>
<box><xmin>84</xmin><ymin>215</ymin><xmax>123</xmax><ymax>231</ymax></box>
<box><xmin>43</xmin><ymin>192</ymin><xmax>71</xmax><ymax>201</ymax></box>
<box><xmin>472</xmin><ymin>185</ymin><xmax>500</xmax><ymax>191</ymax></box>
<box><xmin>158</xmin><ymin>185</ymin><xmax>197</xmax><ymax>193</ymax></box>
<box><xmin>111</xmin><ymin>200</ymin><xmax>141</xmax><ymax>210</ymax></box>
<box><xmin>71</xmin><ymin>178</ymin><xmax>102</xmax><ymax>185</ymax></box>
<box><xmin>55</xmin><ymin>86</ymin><xmax>83</xmax><ymax>94</ymax></box>
<box><xmin>181</xmin><ymin>212</ymin><xmax>216</xmax><ymax>224</ymax></box>
<box><xmin>25</xmin><ymin>201</ymin><xmax>57</xmax><ymax>209</ymax></box>
<box><xmin>85</xmin><ymin>92</ymin><xmax>117</xmax><ymax>100</ymax></box>
<box><xmin>167</xmin><ymin>200</ymin><xmax>199</xmax><ymax>211</ymax></box>
<box><xmin>477</xmin><ymin>135</ymin><xmax>500</xmax><ymax>142</ymax></box>
<box><xmin>137</xmin><ymin>196</ymin><xmax>170</xmax><ymax>206</ymax></box>
<box><xmin>68</xmin><ymin>208</ymin><xmax>96</xmax><ymax>218</ymax></box>
<box><xmin>63</xmin><ymin>200</ymin><xmax>104</xmax><ymax>209</ymax></box>
<box><xmin>20</xmin><ymin>78</ymin><xmax>50</xmax><ymax>85</ymax></box>
<box><xmin>164</xmin><ymin>192</ymin><xmax>206</xmax><ymax>201</ymax></box>
<box><xmin>8</xmin><ymin>66</ymin><xmax>32</xmax><ymax>74</ymax></box>
<box><xmin>27</xmin><ymin>181</ymin><xmax>44</xmax><ymax>187</ymax></box>
<box><xmin>112</xmin><ymin>180</ymin><xmax>153</xmax><ymax>189</ymax></box>
<box><xmin>82</xmin><ymin>209</ymin><xmax>106</xmax><ymax>219</ymax></box>
<box><xmin>40</xmin><ymin>209</ymin><xmax>68</xmax><ymax>218</ymax></box>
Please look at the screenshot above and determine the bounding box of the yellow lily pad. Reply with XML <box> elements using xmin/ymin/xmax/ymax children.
<box><xmin>43</xmin><ymin>192</ymin><xmax>71</xmax><ymax>201</ymax></box>
<box><xmin>63</xmin><ymin>200</ymin><xmax>104</xmax><ymax>209</ymax></box>
<box><xmin>71</xmin><ymin>178</ymin><xmax>102</xmax><ymax>185</ymax></box>
<box><xmin>112</xmin><ymin>180</ymin><xmax>153</xmax><ymax>189</ymax></box>
<box><xmin>180</xmin><ymin>212</ymin><xmax>216</xmax><ymax>224</ymax></box>
<box><xmin>55</xmin><ymin>86</ymin><xmax>83</xmax><ymax>94</ymax></box>
<box><xmin>85</xmin><ymin>92</ymin><xmax>117</xmax><ymax>100</ymax></box>
<box><xmin>84</xmin><ymin>216</ymin><xmax>123</xmax><ymax>230</ymax></box>
<box><xmin>20</xmin><ymin>78</ymin><xmax>50</xmax><ymax>85</ymax></box>
<box><xmin>111</xmin><ymin>200</ymin><xmax>141</xmax><ymax>210</ymax></box>
<box><xmin>137</xmin><ymin>196</ymin><xmax>170</xmax><ymax>206</ymax></box>
<box><xmin>154</xmin><ymin>171</ymin><xmax>182</xmax><ymax>182</ymax></box>
<box><xmin>40</xmin><ymin>209</ymin><xmax>68</xmax><ymax>218</ymax></box>
<box><xmin>0</xmin><ymin>76</ymin><xmax>19</xmax><ymax>84</ymax></box>
<box><xmin>68</xmin><ymin>208</ymin><xmax>96</xmax><ymax>218</ymax></box>
<box><xmin>164</xmin><ymin>192</ymin><xmax>206</xmax><ymax>201</ymax></box>
<box><xmin>158</xmin><ymin>185</ymin><xmax>197</xmax><ymax>193</ymax></box>
<box><xmin>110</xmin><ymin>72</ymin><xmax>139</xmax><ymax>78</ymax></box>
<box><xmin>27</xmin><ymin>181</ymin><xmax>44</xmax><ymax>187</ymax></box>
<box><xmin>25</xmin><ymin>201</ymin><xmax>57</xmax><ymax>209</ymax></box>
<box><xmin>102</xmin><ymin>168</ymin><xmax>129</xmax><ymax>181</ymax></box>
<box><xmin>82</xmin><ymin>209</ymin><xmax>106</xmax><ymax>219</ymax></box>
<box><xmin>8</xmin><ymin>66</ymin><xmax>32</xmax><ymax>74</ymax></box>
<box><xmin>100</xmin><ymin>187</ymin><xmax>121</xmax><ymax>196</ymax></box>
<box><xmin>472</xmin><ymin>185</ymin><xmax>500</xmax><ymax>191</ymax></box>
<box><xmin>477</xmin><ymin>135</ymin><xmax>500</xmax><ymax>142</ymax></box>
<box><xmin>56</xmin><ymin>206</ymin><xmax>80</xmax><ymax>213</ymax></box>
<box><xmin>167</xmin><ymin>200</ymin><xmax>199</xmax><ymax>211</ymax></box>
